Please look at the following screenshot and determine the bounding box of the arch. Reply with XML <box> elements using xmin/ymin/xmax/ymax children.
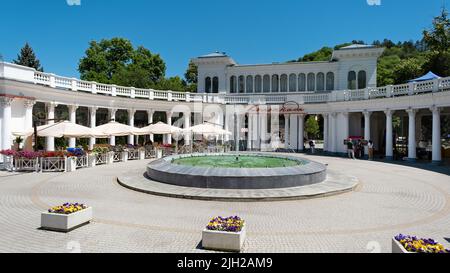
<box><xmin>289</xmin><ymin>73</ymin><xmax>297</xmax><ymax>92</ymax></box>
<box><xmin>358</xmin><ymin>70</ymin><xmax>367</xmax><ymax>89</ymax></box>
<box><xmin>238</xmin><ymin>75</ymin><xmax>245</xmax><ymax>93</ymax></box>
<box><xmin>246</xmin><ymin>75</ymin><xmax>253</xmax><ymax>93</ymax></box>
<box><xmin>254</xmin><ymin>75</ymin><xmax>262</xmax><ymax>93</ymax></box>
<box><xmin>280</xmin><ymin>74</ymin><xmax>288</xmax><ymax>92</ymax></box>
<box><xmin>307</xmin><ymin>73</ymin><xmax>315</xmax><ymax>91</ymax></box>
<box><xmin>316</xmin><ymin>72</ymin><xmax>325</xmax><ymax>91</ymax></box>
<box><xmin>271</xmin><ymin>75</ymin><xmax>279</xmax><ymax>92</ymax></box>
<box><xmin>230</xmin><ymin>76</ymin><xmax>236</xmax><ymax>93</ymax></box>
<box><xmin>326</xmin><ymin>72</ymin><xmax>335</xmax><ymax>91</ymax></box>
<box><xmin>263</xmin><ymin>75</ymin><xmax>270</xmax><ymax>92</ymax></box>
<box><xmin>212</xmin><ymin>77</ymin><xmax>219</xmax><ymax>93</ymax></box>
<box><xmin>205</xmin><ymin>77</ymin><xmax>212</xmax><ymax>93</ymax></box>
<box><xmin>348</xmin><ymin>71</ymin><xmax>357</xmax><ymax>90</ymax></box>
<box><xmin>298</xmin><ymin>73</ymin><xmax>306</xmax><ymax>91</ymax></box>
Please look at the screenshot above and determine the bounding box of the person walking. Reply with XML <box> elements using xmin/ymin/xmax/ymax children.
<box><xmin>347</xmin><ymin>138</ymin><xmax>355</xmax><ymax>159</ymax></box>
<box><xmin>309</xmin><ymin>140</ymin><xmax>316</xmax><ymax>154</ymax></box>
<box><xmin>368</xmin><ymin>140</ymin><xmax>374</xmax><ymax>161</ymax></box>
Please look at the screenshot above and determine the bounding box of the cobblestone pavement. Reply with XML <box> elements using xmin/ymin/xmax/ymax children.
<box><xmin>0</xmin><ymin>154</ymin><xmax>449</xmax><ymax>253</ymax></box>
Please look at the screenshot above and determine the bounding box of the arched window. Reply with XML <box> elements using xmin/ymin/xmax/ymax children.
<box><xmin>212</xmin><ymin>77</ymin><xmax>219</xmax><ymax>93</ymax></box>
<box><xmin>280</xmin><ymin>74</ymin><xmax>288</xmax><ymax>92</ymax></box>
<box><xmin>246</xmin><ymin>75</ymin><xmax>253</xmax><ymax>93</ymax></box>
<box><xmin>230</xmin><ymin>76</ymin><xmax>236</xmax><ymax>93</ymax></box>
<box><xmin>254</xmin><ymin>75</ymin><xmax>262</xmax><ymax>93</ymax></box>
<box><xmin>298</xmin><ymin>73</ymin><xmax>306</xmax><ymax>91</ymax></box>
<box><xmin>348</xmin><ymin>71</ymin><xmax>356</xmax><ymax>90</ymax></box>
<box><xmin>263</xmin><ymin>75</ymin><xmax>270</xmax><ymax>92</ymax></box>
<box><xmin>358</xmin><ymin>71</ymin><xmax>367</xmax><ymax>89</ymax></box>
<box><xmin>238</xmin><ymin>75</ymin><xmax>245</xmax><ymax>93</ymax></box>
<box><xmin>289</xmin><ymin>73</ymin><xmax>297</xmax><ymax>92</ymax></box>
<box><xmin>205</xmin><ymin>77</ymin><xmax>212</xmax><ymax>93</ymax></box>
<box><xmin>271</xmin><ymin>75</ymin><xmax>279</xmax><ymax>92</ymax></box>
<box><xmin>316</xmin><ymin>72</ymin><xmax>325</xmax><ymax>91</ymax></box>
<box><xmin>307</xmin><ymin>73</ymin><xmax>315</xmax><ymax>91</ymax></box>
<box><xmin>326</xmin><ymin>72</ymin><xmax>335</xmax><ymax>91</ymax></box>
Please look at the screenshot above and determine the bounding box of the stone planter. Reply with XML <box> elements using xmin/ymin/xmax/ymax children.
<box><xmin>392</xmin><ymin>237</ymin><xmax>412</xmax><ymax>253</ymax></box>
<box><xmin>139</xmin><ymin>149</ymin><xmax>146</xmax><ymax>160</ymax></box>
<box><xmin>121</xmin><ymin>151</ymin><xmax>128</xmax><ymax>162</ymax></box>
<box><xmin>106</xmin><ymin>151</ymin><xmax>115</xmax><ymax>164</ymax></box>
<box><xmin>2</xmin><ymin>155</ymin><xmax>14</xmax><ymax>171</ymax></box>
<box><xmin>41</xmin><ymin>207</ymin><xmax>93</xmax><ymax>232</ymax></box>
<box><xmin>66</xmin><ymin>157</ymin><xmax>77</xmax><ymax>172</ymax></box>
<box><xmin>156</xmin><ymin>148</ymin><xmax>163</xmax><ymax>159</ymax></box>
<box><xmin>88</xmin><ymin>154</ymin><xmax>96</xmax><ymax>167</ymax></box>
<box><xmin>202</xmin><ymin>226</ymin><xmax>246</xmax><ymax>252</ymax></box>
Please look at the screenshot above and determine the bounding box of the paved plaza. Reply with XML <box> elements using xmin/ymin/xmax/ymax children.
<box><xmin>0</xmin><ymin>154</ymin><xmax>449</xmax><ymax>253</ymax></box>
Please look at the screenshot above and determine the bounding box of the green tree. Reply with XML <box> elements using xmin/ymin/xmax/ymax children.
<box><xmin>154</xmin><ymin>76</ymin><xmax>186</xmax><ymax>91</ymax></box>
<box><xmin>78</xmin><ymin>38</ymin><xmax>166</xmax><ymax>88</ymax></box>
<box><xmin>184</xmin><ymin>61</ymin><xmax>198</xmax><ymax>92</ymax></box>
<box><xmin>392</xmin><ymin>58</ymin><xmax>425</xmax><ymax>84</ymax></box>
<box><xmin>305</xmin><ymin>116</ymin><xmax>320</xmax><ymax>139</ymax></box>
<box><xmin>13</xmin><ymin>43</ymin><xmax>43</xmax><ymax>71</ymax></box>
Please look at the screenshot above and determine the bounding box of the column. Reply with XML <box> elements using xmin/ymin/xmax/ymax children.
<box><xmin>147</xmin><ymin>110</ymin><xmax>154</xmax><ymax>142</ymax></box>
<box><xmin>329</xmin><ymin>113</ymin><xmax>337</xmax><ymax>153</ymax></box>
<box><xmin>431</xmin><ymin>106</ymin><xmax>442</xmax><ymax>163</ymax></box>
<box><xmin>68</xmin><ymin>105</ymin><xmax>78</xmax><ymax>148</ymax></box>
<box><xmin>23</xmin><ymin>100</ymin><xmax>35</xmax><ymax>151</ymax></box>
<box><xmin>298</xmin><ymin>114</ymin><xmax>305</xmax><ymax>151</ymax></box>
<box><xmin>270</xmin><ymin>106</ymin><xmax>280</xmax><ymax>149</ymax></box>
<box><xmin>46</xmin><ymin>102</ymin><xmax>56</xmax><ymax>151</ymax></box>
<box><xmin>89</xmin><ymin>107</ymin><xmax>97</xmax><ymax>150</ymax></box>
<box><xmin>406</xmin><ymin>109</ymin><xmax>417</xmax><ymax>161</ymax></box>
<box><xmin>363</xmin><ymin>111</ymin><xmax>372</xmax><ymax>155</ymax></box>
<box><xmin>323</xmin><ymin>114</ymin><xmax>328</xmax><ymax>152</ymax></box>
<box><xmin>247</xmin><ymin>113</ymin><xmax>253</xmax><ymax>150</ymax></box>
<box><xmin>289</xmin><ymin>114</ymin><xmax>298</xmax><ymax>150</ymax></box>
<box><xmin>284</xmin><ymin>114</ymin><xmax>290</xmax><ymax>149</ymax></box>
<box><xmin>0</xmin><ymin>97</ymin><xmax>13</xmax><ymax>150</ymax></box>
<box><xmin>165</xmin><ymin>111</ymin><xmax>172</xmax><ymax>145</ymax></box>
<box><xmin>184</xmin><ymin>111</ymin><xmax>191</xmax><ymax>145</ymax></box>
<box><xmin>385</xmin><ymin>110</ymin><xmax>393</xmax><ymax>160</ymax></box>
<box><xmin>109</xmin><ymin>108</ymin><xmax>117</xmax><ymax>146</ymax></box>
<box><xmin>128</xmin><ymin>109</ymin><xmax>135</xmax><ymax>145</ymax></box>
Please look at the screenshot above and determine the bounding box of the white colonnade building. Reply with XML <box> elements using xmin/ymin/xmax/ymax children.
<box><xmin>1</xmin><ymin>44</ymin><xmax>450</xmax><ymax>163</ymax></box>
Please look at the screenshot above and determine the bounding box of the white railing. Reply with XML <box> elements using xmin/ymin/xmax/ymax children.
<box><xmin>40</xmin><ymin>157</ymin><xmax>66</xmax><ymax>172</ymax></box>
<box><xmin>14</xmin><ymin>158</ymin><xmax>39</xmax><ymax>172</ymax></box>
<box><xmin>76</xmin><ymin>156</ymin><xmax>88</xmax><ymax>169</ymax></box>
<box><xmin>2</xmin><ymin>62</ymin><xmax>450</xmax><ymax>105</ymax></box>
<box><xmin>95</xmin><ymin>153</ymin><xmax>108</xmax><ymax>165</ymax></box>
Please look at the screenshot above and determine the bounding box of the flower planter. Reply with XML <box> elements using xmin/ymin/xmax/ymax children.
<box><xmin>156</xmin><ymin>148</ymin><xmax>163</xmax><ymax>159</ymax></box>
<box><xmin>2</xmin><ymin>155</ymin><xmax>14</xmax><ymax>171</ymax></box>
<box><xmin>121</xmin><ymin>151</ymin><xmax>128</xmax><ymax>162</ymax></box>
<box><xmin>107</xmin><ymin>152</ymin><xmax>115</xmax><ymax>164</ymax></box>
<box><xmin>41</xmin><ymin>207</ymin><xmax>92</xmax><ymax>232</ymax></box>
<box><xmin>202</xmin><ymin>225</ymin><xmax>246</xmax><ymax>252</ymax></box>
<box><xmin>139</xmin><ymin>149</ymin><xmax>146</xmax><ymax>160</ymax></box>
<box><xmin>88</xmin><ymin>154</ymin><xmax>97</xmax><ymax>167</ymax></box>
<box><xmin>392</xmin><ymin>237</ymin><xmax>411</xmax><ymax>253</ymax></box>
<box><xmin>66</xmin><ymin>157</ymin><xmax>77</xmax><ymax>172</ymax></box>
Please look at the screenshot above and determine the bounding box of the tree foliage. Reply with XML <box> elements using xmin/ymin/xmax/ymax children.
<box><xmin>184</xmin><ymin>60</ymin><xmax>198</xmax><ymax>92</ymax></box>
<box><xmin>13</xmin><ymin>42</ymin><xmax>43</xmax><ymax>71</ymax></box>
<box><xmin>305</xmin><ymin>116</ymin><xmax>320</xmax><ymax>139</ymax></box>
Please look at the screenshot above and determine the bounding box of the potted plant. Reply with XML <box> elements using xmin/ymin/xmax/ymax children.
<box><xmin>41</xmin><ymin>203</ymin><xmax>92</xmax><ymax>232</ymax></box>
<box><xmin>393</xmin><ymin>234</ymin><xmax>449</xmax><ymax>253</ymax></box>
<box><xmin>202</xmin><ymin>216</ymin><xmax>246</xmax><ymax>252</ymax></box>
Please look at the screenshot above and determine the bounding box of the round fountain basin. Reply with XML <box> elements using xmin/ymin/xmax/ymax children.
<box><xmin>146</xmin><ymin>153</ymin><xmax>327</xmax><ymax>189</ymax></box>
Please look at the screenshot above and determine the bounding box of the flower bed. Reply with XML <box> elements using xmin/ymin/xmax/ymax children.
<box><xmin>202</xmin><ymin>216</ymin><xmax>246</xmax><ymax>252</ymax></box>
<box><xmin>393</xmin><ymin>234</ymin><xmax>449</xmax><ymax>253</ymax></box>
<box><xmin>41</xmin><ymin>203</ymin><xmax>92</xmax><ymax>232</ymax></box>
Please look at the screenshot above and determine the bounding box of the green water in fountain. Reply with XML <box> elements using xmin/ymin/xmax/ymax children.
<box><xmin>172</xmin><ymin>155</ymin><xmax>303</xmax><ymax>168</ymax></box>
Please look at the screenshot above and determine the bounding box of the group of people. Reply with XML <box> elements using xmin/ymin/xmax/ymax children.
<box><xmin>347</xmin><ymin>138</ymin><xmax>374</xmax><ymax>160</ymax></box>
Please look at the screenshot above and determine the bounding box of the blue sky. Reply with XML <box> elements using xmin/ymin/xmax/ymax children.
<box><xmin>0</xmin><ymin>0</ymin><xmax>447</xmax><ymax>79</ymax></box>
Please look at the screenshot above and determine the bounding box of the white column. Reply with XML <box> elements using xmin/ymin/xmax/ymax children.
<box><xmin>363</xmin><ymin>111</ymin><xmax>372</xmax><ymax>155</ymax></box>
<box><xmin>323</xmin><ymin>114</ymin><xmax>328</xmax><ymax>152</ymax></box>
<box><xmin>270</xmin><ymin>106</ymin><xmax>280</xmax><ymax>149</ymax></box>
<box><xmin>431</xmin><ymin>106</ymin><xmax>442</xmax><ymax>163</ymax></box>
<box><xmin>89</xmin><ymin>107</ymin><xmax>97</xmax><ymax>150</ymax></box>
<box><xmin>385</xmin><ymin>110</ymin><xmax>394</xmax><ymax>160</ymax></box>
<box><xmin>165</xmin><ymin>111</ymin><xmax>172</xmax><ymax>145</ymax></box>
<box><xmin>406</xmin><ymin>109</ymin><xmax>417</xmax><ymax>161</ymax></box>
<box><xmin>23</xmin><ymin>100</ymin><xmax>35</xmax><ymax>151</ymax></box>
<box><xmin>0</xmin><ymin>97</ymin><xmax>13</xmax><ymax>150</ymax></box>
<box><xmin>109</xmin><ymin>108</ymin><xmax>117</xmax><ymax>146</ymax></box>
<box><xmin>284</xmin><ymin>114</ymin><xmax>290</xmax><ymax>149</ymax></box>
<box><xmin>68</xmin><ymin>105</ymin><xmax>78</xmax><ymax>148</ymax></box>
<box><xmin>184</xmin><ymin>111</ymin><xmax>191</xmax><ymax>145</ymax></box>
<box><xmin>289</xmin><ymin>114</ymin><xmax>298</xmax><ymax>150</ymax></box>
<box><xmin>46</xmin><ymin>102</ymin><xmax>56</xmax><ymax>151</ymax></box>
<box><xmin>147</xmin><ymin>110</ymin><xmax>154</xmax><ymax>142</ymax></box>
<box><xmin>247</xmin><ymin>113</ymin><xmax>253</xmax><ymax>150</ymax></box>
<box><xmin>330</xmin><ymin>113</ymin><xmax>337</xmax><ymax>153</ymax></box>
<box><xmin>298</xmin><ymin>114</ymin><xmax>305</xmax><ymax>151</ymax></box>
<box><xmin>128</xmin><ymin>109</ymin><xmax>135</xmax><ymax>145</ymax></box>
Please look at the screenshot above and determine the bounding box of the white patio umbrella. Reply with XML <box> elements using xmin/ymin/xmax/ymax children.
<box><xmin>92</xmin><ymin>121</ymin><xmax>140</xmax><ymax>138</ymax></box>
<box><xmin>136</xmin><ymin>121</ymin><xmax>182</xmax><ymax>135</ymax></box>
<box><xmin>183</xmin><ymin>123</ymin><xmax>232</xmax><ymax>152</ymax></box>
<box><xmin>36</xmin><ymin>121</ymin><xmax>94</xmax><ymax>138</ymax></box>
